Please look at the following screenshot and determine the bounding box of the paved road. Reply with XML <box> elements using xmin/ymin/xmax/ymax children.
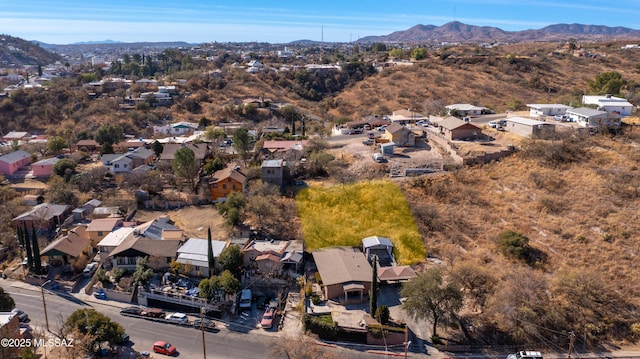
<box><xmin>1</xmin><ymin>280</ymin><xmax>403</xmax><ymax>358</ymax></box>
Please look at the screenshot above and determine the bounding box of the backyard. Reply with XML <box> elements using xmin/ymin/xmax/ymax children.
<box><xmin>297</xmin><ymin>179</ymin><xmax>425</xmax><ymax>265</ymax></box>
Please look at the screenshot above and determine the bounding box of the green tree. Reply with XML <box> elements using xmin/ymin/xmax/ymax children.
<box><xmin>370</xmin><ymin>255</ymin><xmax>378</xmax><ymax>317</ymax></box>
<box><xmin>133</xmin><ymin>257</ymin><xmax>154</xmax><ymax>285</ymax></box>
<box><xmin>64</xmin><ymin>308</ymin><xmax>126</xmax><ymax>350</ymax></box>
<box><xmin>31</xmin><ymin>224</ymin><xmax>42</xmax><ymax>275</ymax></box>
<box><xmin>0</xmin><ymin>286</ymin><xmax>15</xmax><ymax>311</ymax></box>
<box><xmin>198</xmin><ymin>276</ymin><xmax>221</xmax><ymax>302</ymax></box>
<box><xmin>47</xmin><ymin>136</ymin><xmax>67</xmax><ymax>155</ymax></box>
<box><xmin>497</xmin><ymin>230</ymin><xmax>531</xmax><ymax>261</ymax></box>
<box><xmin>171</xmin><ymin>147</ymin><xmax>198</xmax><ymax>191</ymax></box>
<box><xmin>401</xmin><ymin>268</ymin><xmax>463</xmax><ymax>338</ymax></box>
<box><xmin>232</xmin><ymin>128</ymin><xmax>251</xmax><ymax>163</ymax></box>
<box><xmin>217</xmin><ymin>191</ymin><xmax>245</xmax><ymax>227</ymax></box>
<box><xmin>218</xmin><ymin>245</ymin><xmax>243</xmax><ymax>279</ymax></box>
<box><xmin>588</xmin><ymin>71</ymin><xmax>625</xmax><ymax>96</ymax></box>
<box><xmin>219</xmin><ymin>269</ymin><xmax>240</xmax><ymax>295</ymax></box>
<box><xmin>412</xmin><ymin>48</ymin><xmax>427</xmax><ymax>60</ymax></box>
<box><xmin>375</xmin><ymin>305</ymin><xmax>390</xmax><ymax>325</ymax></box>
<box><xmin>53</xmin><ymin>158</ymin><xmax>76</xmax><ymax>178</ymax></box>
<box><xmin>151</xmin><ymin>140</ymin><xmax>164</xmax><ymax>157</ymax></box>
<box><xmin>207</xmin><ymin>227</ymin><xmax>215</xmax><ymax>276</ymax></box>
<box><xmin>94</xmin><ymin>123</ymin><xmax>124</xmax><ymax>146</ymax></box>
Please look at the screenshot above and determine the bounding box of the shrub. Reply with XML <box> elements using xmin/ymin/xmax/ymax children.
<box><xmin>497</xmin><ymin>230</ymin><xmax>530</xmax><ymax>260</ymax></box>
<box><xmin>311</xmin><ymin>295</ymin><xmax>321</xmax><ymax>305</ymax></box>
<box><xmin>110</xmin><ymin>268</ymin><xmax>126</xmax><ymax>283</ymax></box>
<box><xmin>302</xmin><ymin>314</ymin><xmax>338</xmax><ymax>340</ymax></box>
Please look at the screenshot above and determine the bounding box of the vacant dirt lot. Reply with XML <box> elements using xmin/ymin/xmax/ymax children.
<box><xmin>134</xmin><ymin>206</ymin><xmax>228</xmax><ymax>239</ymax></box>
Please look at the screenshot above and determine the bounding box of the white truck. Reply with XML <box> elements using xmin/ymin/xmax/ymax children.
<box><xmin>507</xmin><ymin>351</ymin><xmax>543</xmax><ymax>359</ymax></box>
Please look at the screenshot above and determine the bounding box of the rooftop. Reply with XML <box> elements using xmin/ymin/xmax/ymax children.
<box><xmin>312</xmin><ymin>246</ymin><xmax>372</xmax><ymax>286</ymax></box>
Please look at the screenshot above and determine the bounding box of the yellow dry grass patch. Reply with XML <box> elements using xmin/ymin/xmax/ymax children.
<box><xmin>297</xmin><ymin>180</ymin><xmax>425</xmax><ymax>265</ymax></box>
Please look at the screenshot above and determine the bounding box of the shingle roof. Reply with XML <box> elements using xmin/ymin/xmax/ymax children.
<box><xmin>439</xmin><ymin>117</ymin><xmax>478</xmax><ymax>130</ymax></box>
<box><xmin>13</xmin><ymin>203</ymin><xmax>70</xmax><ymax>222</ymax></box>
<box><xmin>86</xmin><ymin>218</ymin><xmax>123</xmax><ymax>233</ymax></box>
<box><xmin>210</xmin><ymin>167</ymin><xmax>247</xmax><ymax>185</ymax></box>
<box><xmin>160</xmin><ymin>143</ymin><xmax>208</xmax><ymax>161</ymax></box>
<box><xmin>41</xmin><ymin>226</ymin><xmax>91</xmax><ymax>258</ymax></box>
<box><xmin>312</xmin><ymin>247</ymin><xmax>372</xmax><ymax>286</ymax></box>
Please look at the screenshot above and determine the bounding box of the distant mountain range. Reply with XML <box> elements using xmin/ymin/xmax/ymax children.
<box><xmin>358</xmin><ymin>21</ymin><xmax>640</xmax><ymax>43</ymax></box>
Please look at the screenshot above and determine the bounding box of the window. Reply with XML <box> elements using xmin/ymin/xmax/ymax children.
<box><xmin>97</xmin><ymin>231</ymin><xmax>103</xmax><ymax>236</ymax></box>
<box><xmin>232</xmin><ymin>184</ymin><xmax>236</xmax><ymax>189</ymax></box>
<box><xmin>222</xmin><ymin>184</ymin><xmax>227</xmax><ymax>189</ymax></box>
<box><xmin>166</xmin><ymin>257</ymin><xmax>171</xmax><ymax>263</ymax></box>
<box><xmin>212</xmin><ymin>183</ymin><xmax>218</xmax><ymax>188</ymax></box>
<box><xmin>115</xmin><ymin>164</ymin><xmax>120</xmax><ymax>168</ymax></box>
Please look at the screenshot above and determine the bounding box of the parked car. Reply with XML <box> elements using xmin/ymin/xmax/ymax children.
<box><xmin>416</xmin><ymin>120</ymin><xmax>430</xmax><ymax>127</ymax></box>
<box><xmin>152</xmin><ymin>341</ymin><xmax>177</xmax><ymax>356</ymax></box>
<box><xmin>192</xmin><ymin>318</ymin><xmax>216</xmax><ymax>331</ymax></box>
<box><xmin>376</xmin><ymin>125</ymin><xmax>387</xmax><ymax>132</ymax></box>
<box><xmin>120</xmin><ymin>306</ymin><xmax>143</xmax><ymax>316</ymax></box>
<box><xmin>367</xmin><ymin>132</ymin><xmax>375</xmax><ymax>139</ymax></box>
<box><xmin>362</xmin><ymin>139</ymin><xmax>374</xmax><ymax>145</ymax></box>
<box><xmin>165</xmin><ymin>312</ymin><xmax>188</xmax><ymax>324</ymax></box>
<box><xmin>260</xmin><ymin>307</ymin><xmax>276</xmax><ymax>329</ymax></box>
<box><xmin>372</xmin><ymin>153</ymin><xmax>386</xmax><ymax>163</ymax></box>
<box><xmin>141</xmin><ymin>308</ymin><xmax>166</xmax><ymax>318</ymax></box>
<box><xmin>83</xmin><ymin>262</ymin><xmax>98</xmax><ymax>277</ymax></box>
<box><xmin>349</xmin><ymin>128</ymin><xmax>363</xmax><ymax>135</ymax></box>
<box><xmin>11</xmin><ymin>309</ymin><xmax>29</xmax><ymax>323</ymax></box>
<box><xmin>120</xmin><ymin>333</ymin><xmax>130</xmax><ymax>343</ymax></box>
<box><xmin>507</xmin><ymin>351</ymin><xmax>543</xmax><ymax>359</ymax></box>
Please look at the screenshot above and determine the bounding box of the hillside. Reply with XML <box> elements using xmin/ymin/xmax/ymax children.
<box><xmin>0</xmin><ymin>34</ymin><xmax>61</xmax><ymax>66</ymax></box>
<box><xmin>400</xmin><ymin>131</ymin><xmax>640</xmax><ymax>345</ymax></box>
<box><xmin>328</xmin><ymin>42</ymin><xmax>640</xmax><ymax>120</ymax></box>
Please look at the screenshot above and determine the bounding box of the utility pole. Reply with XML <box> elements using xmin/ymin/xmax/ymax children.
<box><xmin>201</xmin><ymin>306</ymin><xmax>207</xmax><ymax>359</ymax></box>
<box><xmin>404</xmin><ymin>325</ymin><xmax>410</xmax><ymax>359</ymax></box>
<box><xmin>567</xmin><ymin>331</ymin><xmax>575</xmax><ymax>359</ymax></box>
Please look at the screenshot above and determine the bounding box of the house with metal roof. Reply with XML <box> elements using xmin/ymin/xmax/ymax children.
<box><xmin>526</xmin><ymin>104</ymin><xmax>573</xmax><ymax>118</ymax></box>
<box><xmin>582</xmin><ymin>94</ymin><xmax>633</xmax><ymax>119</ymax></box>
<box><xmin>176</xmin><ymin>237</ymin><xmax>228</xmax><ymax>277</ymax></box>
<box><xmin>504</xmin><ymin>117</ymin><xmax>556</xmax><ymax>138</ymax></box>
<box><xmin>566</xmin><ymin>107</ymin><xmax>618</xmax><ymax>129</ymax></box>
<box><xmin>437</xmin><ymin>117</ymin><xmax>482</xmax><ymax>140</ymax></box>
<box><xmin>0</xmin><ymin>150</ymin><xmax>31</xmax><ymax>175</ymax></box>
<box><xmin>445</xmin><ymin>103</ymin><xmax>488</xmax><ymax>117</ymax></box>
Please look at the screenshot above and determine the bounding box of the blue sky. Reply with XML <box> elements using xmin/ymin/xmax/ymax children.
<box><xmin>2</xmin><ymin>0</ymin><xmax>640</xmax><ymax>44</ymax></box>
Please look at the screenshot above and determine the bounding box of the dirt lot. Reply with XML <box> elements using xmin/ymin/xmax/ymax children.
<box><xmin>134</xmin><ymin>206</ymin><xmax>228</xmax><ymax>239</ymax></box>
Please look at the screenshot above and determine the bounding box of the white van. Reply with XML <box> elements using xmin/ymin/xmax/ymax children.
<box><xmin>372</xmin><ymin>153</ymin><xmax>386</xmax><ymax>163</ymax></box>
<box><xmin>83</xmin><ymin>262</ymin><xmax>98</xmax><ymax>277</ymax></box>
<box><xmin>239</xmin><ymin>289</ymin><xmax>252</xmax><ymax>310</ymax></box>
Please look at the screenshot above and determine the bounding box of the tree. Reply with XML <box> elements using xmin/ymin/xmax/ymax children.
<box><xmin>412</xmin><ymin>48</ymin><xmax>428</xmax><ymax>60</ymax></box>
<box><xmin>401</xmin><ymin>268</ymin><xmax>463</xmax><ymax>338</ymax></box>
<box><xmin>151</xmin><ymin>140</ymin><xmax>164</xmax><ymax>157</ymax></box>
<box><xmin>133</xmin><ymin>257</ymin><xmax>154</xmax><ymax>285</ymax></box>
<box><xmin>207</xmin><ymin>227</ymin><xmax>215</xmax><ymax>276</ymax></box>
<box><xmin>31</xmin><ymin>224</ymin><xmax>42</xmax><ymax>275</ymax></box>
<box><xmin>94</xmin><ymin>123</ymin><xmax>124</xmax><ymax>146</ymax></box>
<box><xmin>268</xmin><ymin>334</ymin><xmax>339</xmax><ymax>359</ymax></box>
<box><xmin>219</xmin><ymin>269</ymin><xmax>240</xmax><ymax>295</ymax></box>
<box><xmin>47</xmin><ymin>136</ymin><xmax>67</xmax><ymax>155</ymax></box>
<box><xmin>217</xmin><ymin>191</ymin><xmax>245</xmax><ymax>227</ymax></box>
<box><xmin>64</xmin><ymin>308</ymin><xmax>125</xmax><ymax>351</ymax></box>
<box><xmin>370</xmin><ymin>255</ymin><xmax>378</xmax><ymax>316</ymax></box>
<box><xmin>232</xmin><ymin>128</ymin><xmax>251</xmax><ymax>163</ymax></box>
<box><xmin>588</xmin><ymin>71</ymin><xmax>625</xmax><ymax>96</ymax></box>
<box><xmin>375</xmin><ymin>305</ymin><xmax>390</xmax><ymax>325</ymax></box>
<box><xmin>172</xmin><ymin>147</ymin><xmax>198</xmax><ymax>191</ymax></box>
<box><xmin>497</xmin><ymin>230</ymin><xmax>531</xmax><ymax>261</ymax></box>
<box><xmin>53</xmin><ymin>158</ymin><xmax>76</xmax><ymax>178</ymax></box>
<box><xmin>218</xmin><ymin>245</ymin><xmax>243</xmax><ymax>279</ymax></box>
<box><xmin>198</xmin><ymin>276</ymin><xmax>221</xmax><ymax>302</ymax></box>
<box><xmin>0</xmin><ymin>286</ymin><xmax>15</xmax><ymax>311</ymax></box>
<box><xmin>22</xmin><ymin>223</ymin><xmax>33</xmax><ymax>270</ymax></box>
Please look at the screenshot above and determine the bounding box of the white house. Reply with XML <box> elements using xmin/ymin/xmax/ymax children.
<box><xmin>526</xmin><ymin>104</ymin><xmax>573</xmax><ymax>118</ymax></box>
<box><xmin>582</xmin><ymin>95</ymin><xmax>633</xmax><ymax>119</ymax></box>
<box><xmin>153</xmin><ymin>121</ymin><xmax>199</xmax><ymax>136</ymax></box>
<box><xmin>388</xmin><ymin>109</ymin><xmax>428</xmax><ymax>124</ymax></box>
<box><xmin>176</xmin><ymin>237</ymin><xmax>228</xmax><ymax>277</ymax></box>
<box><xmin>101</xmin><ymin>154</ymin><xmax>133</xmax><ymax>174</ymax></box>
<box><xmin>445</xmin><ymin>104</ymin><xmax>488</xmax><ymax>117</ymax></box>
<box><xmin>565</xmin><ymin>107</ymin><xmax>615</xmax><ymax>128</ymax></box>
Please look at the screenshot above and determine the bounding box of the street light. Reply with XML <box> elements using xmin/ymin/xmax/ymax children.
<box><xmin>41</xmin><ymin>280</ymin><xmax>51</xmax><ymax>332</ymax></box>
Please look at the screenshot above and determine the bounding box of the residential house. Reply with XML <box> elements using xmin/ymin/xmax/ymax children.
<box><xmin>13</xmin><ymin>203</ymin><xmax>71</xmax><ymax>235</ymax></box>
<box><xmin>97</xmin><ymin>227</ymin><xmax>135</xmax><ymax>264</ymax></box>
<box><xmin>445</xmin><ymin>104</ymin><xmax>488</xmax><ymax>117</ymax></box>
<box><xmin>31</xmin><ymin>157</ymin><xmax>60</xmax><ymax>178</ymax></box>
<box><xmin>135</xmin><ymin>78</ymin><xmax>158</xmax><ymax>88</ymax></box>
<box><xmin>0</xmin><ymin>150</ymin><xmax>31</xmax><ymax>176</ymax></box>
<box><xmin>582</xmin><ymin>94</ymin><xmax>633</xmax><ymax>119</ymax></box>
<box><xmin>377</xmin><ymin>266</ymin><xmax>417</xmax><ymax>283</ymax></box>
<box><xmin>209</xmin><ymin>166</ymin><xmax>247</xmax><ymax>201</ymax></box>
<box><xmin>567</xmin><ymin>107</ymin><xmax>620</xmax><ymax>129</ymax></box>
<box><xmin>242</xmin><ymin>239</ymin><xmax>289</xmax><ymax>269</ymax></box>
<box><xmin>75</xmin><ymin>139</ymin><xmax>101</xmax><ymax>153</ymax></box>
<box><xmin>261</xmin><ymin>140</ymin><xmax>308</xmax><ymax>160</ymax></box>
<box><xmin>261</xmin><ymin>159</ymin><xmax>288</xmax><ymax>190</ymax></box>
<box><xmin>0</xmin><ymin>312</ymin><xmax>21</xmax><ymax>356</ymax></box>
<box><xmin>153</xmin><ymin>121</ymin><xmax>199</xmax><ymax>136</ymax></box>
<box><xmin>108</xmin><ymin>236</ymin><xmax>180</xmax><ymax>271</ymax></box>
<box><xmin>438</xmin><ymin>117</ymin><xmax>483</xmax><ymax>140</ymax></box>
<box><xmin>101</xmin><ymin>153</ymin><xmax>133</xmax><ymax>174</ymax></box>
<box><xmin>384</xmin><ymin>123</ymin><xmax>416</xmax><ymax>147</ymax></box>
<box><xmin>2</xmin><ymin>131</ymin><xmax>29</xmax><ymax>142</ymax></box>
<box><xmin>113</xmin><ymin>140</ymin><xmax>147</xmax><ymax>153</ymax></box>
<box><xmin>134</xmin><ymin>216</ymin><xmax>183</xmax><ymax>241</ymax></box>
<box><xmin>526</xmin><ymin>104</ymin><xmax>573</xmax><ymax>118</ymax></box>
<box><xmin>40</xmin><ymin>226</ymin><xmax>92</xmax><ymax>266</ymax></box>
<box><xmin>504</xmin><ymin>117</ymin><xmax>556</xmax><ymax>138</ymax></box>
<box><xmin>101</xmin><ymin>147</ymin><xmax>155</xmax><ymax>174</ymax></box>
<box><xmin>159</xmin><ymin>143</ymin><xmax>209</xmax><ymax>165</ymax></box>
<box><xmin>280</xmin><ymin>239</ymin><xmax>304</xmax><ymax>273</ymax></box>
<box><xmin>176</xmin><ymin>237</ymin><xmax>228</xmax><ymax>277</ymax></box>
<box><xmin>388</xmin><ymin>109</ymin><xmax>428</xmax><ymax>124</ymax></box>
<box><xmin>86</xmin><ymin>218</ymin><xmax>124</xmax><ymax>247</ymax></box>
<box><xmin>312</xmin><ymin>246</ymin><xmax>372</xmax><ymax>302</ymax></box>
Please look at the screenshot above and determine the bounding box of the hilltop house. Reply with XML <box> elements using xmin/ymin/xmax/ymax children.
<box><xmin>159</xmin><ymin>143</ymin><xmax>209</xmax><ymax>165</ymax></box>
<box><xmin>261</xmin><ymin>159</ymin><xmax>288</xmax><ymax>190</ymax></box>
<box><xmin>438</xmin><ymin>117</ymin><xmax>482</xmax><ymax>140</ymax></box>
<box><xmin>384</xmin><ymin>123</ymin><xmax>416</xmax><ymax>146</ymax></box>
<box><xmin>527</xmin><ymin>104</ymin><xmax>573</xmax><ymax>118</ymax></box>
<box><xmin>582</xmin><ymin>94</ymin><xmax>633</xmax><ymax>119</ymax></box>
<box><xmin>565</xmin><ymin>107</ymin><xmax>615</xmax><ymax>128</ymax></box>
<box><xmin>445</xmin><ymin>104</ymin><xmax>488</xmax><ymax>117</ymax></box>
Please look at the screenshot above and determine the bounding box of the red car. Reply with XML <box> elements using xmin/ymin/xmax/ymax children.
<box><xmin>153</xmin><ymin>341</ymin><xmax>177</xmax><ymax>356</ymax></box>
<box><xmin>260</xmin><ymin>307</ymin><xmax>276</xmax><ymax>329</ymax></box>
